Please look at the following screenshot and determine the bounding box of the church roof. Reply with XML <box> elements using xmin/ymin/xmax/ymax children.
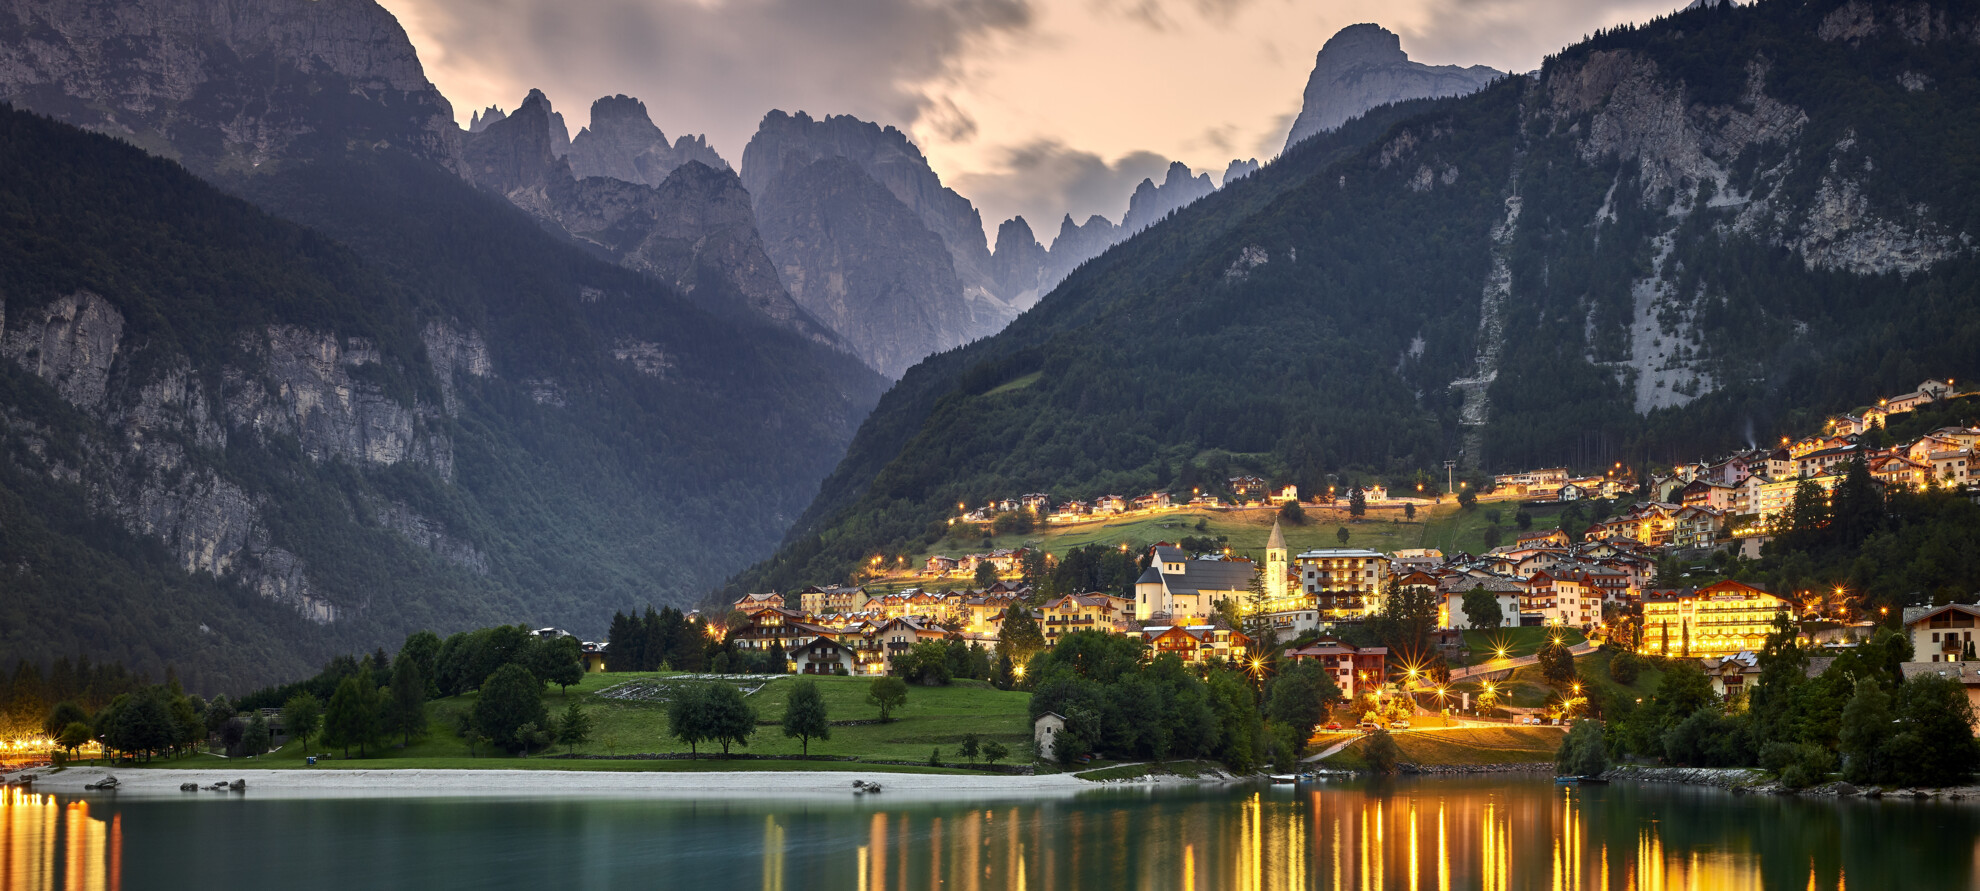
<box><xmin>1267</xmin><ymin>519</ymin><xmax>1286</xmax><ymax>551</ymax></box>
<box><xmin>1135</xmin><ymin>565</ymin><xmax>1165</xmax><ymax>586</ymax></box>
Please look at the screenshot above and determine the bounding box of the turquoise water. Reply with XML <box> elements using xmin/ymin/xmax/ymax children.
<box><xmin>6</xmin><ymin>777</ymin><xmax>1979</xmax><ymax>889</ymax></box>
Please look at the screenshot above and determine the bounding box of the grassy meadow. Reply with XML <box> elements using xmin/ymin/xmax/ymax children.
<box><xmin>131</xmin><ymin>672</ymin><xmax>1034</xmax><ymax>772</ymax></box>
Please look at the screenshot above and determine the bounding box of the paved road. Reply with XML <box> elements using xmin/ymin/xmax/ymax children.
<box><xmin>1448</xmin><ymin>641</ymin><xmax>1598</xmax><ymax>680</ymax></box>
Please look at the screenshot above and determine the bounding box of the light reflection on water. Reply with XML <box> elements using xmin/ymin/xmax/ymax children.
<box><xmin>6</xmin><ymin>777</ymin><xmax>1980</xmax><ymax>889</ymax></box>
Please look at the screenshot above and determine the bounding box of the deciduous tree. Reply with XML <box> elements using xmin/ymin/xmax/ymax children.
<box><xmin>781</xmin><ymin>680</ymin><xmax>830</xmax><ymax>755</ymax></box>
<box><xmin>868</xmin><ymin>677</ymin><xmax>909</xmax><ymax>722</ymax></box>
<box><xmin>472</xmin><ymin>664</ymin><xmax>546</xmax><ymax>755</ymax></box>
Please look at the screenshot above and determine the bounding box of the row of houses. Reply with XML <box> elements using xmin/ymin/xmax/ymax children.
<box><xmin>954</xmin><ymin>477</ymin><xmax>1413</xmax><ymax>529</ymax></box>
<box><xmin>1493</xmin><ymin>380</ymin><xmax>1975</xmax><ymax>540</ymax></box>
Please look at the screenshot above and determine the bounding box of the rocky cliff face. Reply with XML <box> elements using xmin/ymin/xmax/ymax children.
<box><xmin>462</xmin><ymin>91</ymin><xmax>838</xmax><ymax>347</ymax></box>
<box><xmin>1283</xmin><ymin>24</ymin><xmax>1501</xmax><ymax>151</ymax></box>
<box><xmin>989</xmin><ymin>217</ymin><xmax>1049</xmax><ymax>305</ymax></box>
<box><xmin>743</xmin><ymin>112</ymin><xmax>997</xmax><ymax>293</ymax></box>
<box><xmin>751</xmin><ymin>156</ymin><xmax>982</xmax><ymax>379</ymax></box>
<box><xmin>1</xmin><ymin>290</ymin><xmax>464</xmax><ymax>623</ymax></box>
<box><xmin>741</xmin><ymin>110</ymin><xmax>1023</xmax><ymax>376</ymax></box>
<box><xmin>567</xmin><ymin>94</ymin><xmax>730</xmax><ymax>186</ymax></box>
<box><xmin>0</xmin><ymin>0</ymin><xmax>461</xmax><ymax>173</ymax></box>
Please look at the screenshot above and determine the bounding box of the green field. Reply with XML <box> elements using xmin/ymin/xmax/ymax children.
<box><xmin>1322</xmin><ymin>726</ymin><xmax>1566</xmax><ymax>770</ymax></box>
<box><xmin>131</xmin><ymin>672</ymin><xmax>1035</xmax><ymax>772</ymax></box>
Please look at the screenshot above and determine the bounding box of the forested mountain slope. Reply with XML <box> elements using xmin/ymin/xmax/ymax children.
<box><xmin>0</xmin><ymin>103</ymin><xmax>882</xmax><ymax>692</ymax></box>
<box><xmin>725</xmin><ymin>0</ymin><xmax>1980</xmax><ymax>598</ymax></box>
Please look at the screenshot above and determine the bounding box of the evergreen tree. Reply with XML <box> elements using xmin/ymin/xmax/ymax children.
<box><xmin>556</xmin><ymin>702</ymin><xmax>593</xmax><ymax>754</ymax></box>
<box><xmin>384</xmin><ymin>656</ymin><xmax>429</xmax><ymax>746</ymax></box>
<box><xmin>1348</xmin><ymin>488</ymin><xmax>1367</xmax><ymax>517</ymax></box>
<box><xmin>397</xmin><ymin>631</ymin><xmax>444</xmax><ymax>698</ymax></box>
<box><xmin>998</xmin><ymin>605</ymin><xmax>1046</xmax><ymax>664</ymax></box>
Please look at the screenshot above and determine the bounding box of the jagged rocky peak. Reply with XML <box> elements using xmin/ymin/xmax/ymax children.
<box><xmin>460</xmin><ymin>89</ymin><xmax>568</xmax><ymax>204</ymax></box>
<box><xmin>532</xmin><ymin>89</ymin><xmax>574</xmax><ymax>158</ymax></box>
<box><xmin>990</xmin><ymin>216</ymin><xmax>1049</xmax><ymax>304</ymax></box>
<box><xmin>567</xmin><ymin>94</ymin><xmax>730</xmax><ymax>186</ymax></box>
<box><xmin>469</xmin><ymin>105</ymin><xmax>507</xmax><ymax>133</ymax></box>
<box><xmin>1123</xmin><ymin>162</ymin><xmax>1216</xmax><ymax>234</ymax></box>
<box><xmin>742</xmin><ymin>110</ymin><xmax>994</xmax><ymax>291</ymax></box>
<box><xmin>0</xmin><ymin>0</ymin><xmax>462</xmax><ymax>173</ymax></box>
<box><xmin>1283</xmin><ymin>23</ymin><xmax>1501</xmax><ymax>151</ymax></box>
<box><xmin>1223</xmin><ymin>158</ymin><xmax>1261</xmax><ymax>185</ymax></box>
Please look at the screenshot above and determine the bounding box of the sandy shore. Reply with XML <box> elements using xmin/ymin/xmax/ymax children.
<box><xmin>25</xmin><ymin>765</ymin><xmax>1100</xmax><ymax>801</ymax></box>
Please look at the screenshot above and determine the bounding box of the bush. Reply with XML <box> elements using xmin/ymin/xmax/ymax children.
<box><xmin>1557</xmin><ymin>720</ymin><xmax>1610</xmax><ymax>777</ymax></box>
<box><xmin>1608</xmin><ymin>650</ymin><xmax>1641</xmax><ymax>685</ymax></box>
<box><xmin>1363</xmin><ymin>729</ymin><xmax>1401</xmax><ymax>775</ymax></box>
<box><xmin>1763</xmin><ymin>741</ymin><xmax>1836</xmax><ymax>789</ymax></box>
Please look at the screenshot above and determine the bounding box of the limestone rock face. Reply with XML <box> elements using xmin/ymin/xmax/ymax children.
<box><xmin>990</xmin><ymin>216</ymin><xmax>1049</xmax><ymax>306</ymax></box>
<box><xmin>752</xmin><ymin>155</ymin><xmax>982</xmax><ymax>379</ymax></box>
<box><xmin>0</xmin><ymin>291</ymin><xmax>469</xmax><ymax>623</ymax></box>
<box><xmin>1223</xmin><ymin>158</ymin><xmax>1261</xmax><ymax>185</ymax></box>
<box><xmin>1283</xmin><ymin>24</ymin><xmax>1500</xmax><ymax>151</ymax></box>
<box><xmin>742</xmin><ymin>110</ymin><xmax>1022</xmax><ymax>376</ymax></box>
<box><xmin>461</xmin><ymin>90</ymin><xmax>839</xmax><ymax>348</ymax></box>
<box><xmin>567</xmin><ymin>94</ymin><xmax>730</xmax><ymax>186</ymax></box>
<box><xmin>743</xmin><ymin>111</ymin><xmax>998</xmax><ymax>294</ymax></box>
<box><xmin>0</xmin><ymin>0</ymin><xmax>461</xmax><ymax>173</ymax></box>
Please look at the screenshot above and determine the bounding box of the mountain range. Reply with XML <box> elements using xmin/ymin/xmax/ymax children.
<box><xmin>0</xmin><ymin>0</ymin><xmax>884</xmax><ymax>688</ymax></box>
<box><xmin>724</xmin><ymin>0</ymin><xmax>1980</xmax><ymax>598</ymax></box>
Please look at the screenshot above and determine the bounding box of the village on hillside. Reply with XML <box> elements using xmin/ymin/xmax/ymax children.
<box><xmin>686</xmin><ymin>378</ymin><xmax>1980</xmax><ymax>716</ymax></box>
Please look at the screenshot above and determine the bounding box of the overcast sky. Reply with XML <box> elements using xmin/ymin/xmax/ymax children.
<box><xmin>381</xmin><ymin>0</ymin><xmax>1679</xmax><ymax>242</ymax></box>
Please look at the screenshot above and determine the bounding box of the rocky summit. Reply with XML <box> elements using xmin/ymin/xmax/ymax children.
<box><xmin>567</xmin><ymin>94</ymin><xmax>730</xmax><ymax>186</ymax></box>
<box><xmin>0</xmin><ymin>0</ymin><xmax>463</xmax><ymax>174</ymax></box>
<box><xmin>1283</xmin><ymin>23</ymin><xmax>1502</xmax><ymax>151</ymax></box>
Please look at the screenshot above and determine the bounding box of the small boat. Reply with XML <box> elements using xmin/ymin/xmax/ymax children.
<box><xmin>1556</xmin><ymin>776</ymin><xmax>1610</xmax><ymax>785</ymax></box>
<box><xmin>1269</xmin><ymin>774</ymin><xmax>1298</xmax><ymax>784</ymax></box>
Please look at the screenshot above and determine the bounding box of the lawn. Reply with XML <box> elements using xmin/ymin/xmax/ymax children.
<box><xmin>136</xmin><ymin>672</ymin><xmax>1035</xmax><ymax>772</ymax></box>
<box><xmin>1420</xmin><ymin>502</ymin><xmax>1566</xmax><ymax>557</ymax></box>
<box><xmin>1322</xmin><ymin>726</ymin><xmax>1565</xmax><ymax>770</ymax></box>
<box><xmin>1460</xmin><ymin>626</ymin><xmax>1587</xmax><ymax>666</ymax></box>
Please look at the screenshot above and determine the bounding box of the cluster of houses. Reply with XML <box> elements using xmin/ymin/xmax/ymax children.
<box><xmin>701</xmin><ymin>377</ymin><xmax>1980</xmax><ymax>716</ymax></box>
<box><xmin>1496</xmin><ymin>380</ymin><xmax>1976</xmax><ymax>550</ymax></box>
<box><xmin>951</xmin><ymin>476</ymin><xmax>1412</xmax><ymax>529</ymax></box>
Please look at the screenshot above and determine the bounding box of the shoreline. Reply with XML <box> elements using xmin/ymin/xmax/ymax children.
<box><xmin>1605</xmin><ymin>765</ymin><xmax>1980</xmax><ymax>801</ymax></box>
<box><xmin>25</xmin><ymin>765</ymin><xmax>1104</xmax><ymax>801</ymax></box>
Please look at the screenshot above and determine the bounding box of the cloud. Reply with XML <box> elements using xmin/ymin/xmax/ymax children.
<box><xmin>950</xmin><ymin>139</ymin><xmax>1185</xmax><ymax>237</ymax></box>
<box><xmin>1397</xmin><ymin>0</ymin><xmax>1679</xmax><ymax>72</ymax></box>
<box><xmin>1088</xmin><ymin>0</ymin><xmax>1270</xmax><ymax>30</ymax></box>
<box><xmin>385</xmin><ymin>0</ymin><xmax>1030</xmax><ymax>161</ymax></box>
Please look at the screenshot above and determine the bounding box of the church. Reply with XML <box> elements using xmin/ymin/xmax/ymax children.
<box><xmin>1133</xmin><ymin>520</ymin><xmax>1294</xmax><ymax>622</ymax></box>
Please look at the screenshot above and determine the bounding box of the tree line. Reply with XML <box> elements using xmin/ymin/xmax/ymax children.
<box><xmin>1026</xmin><ymin>630</ymin><xmax>1343</xmax><ymax>773</ymax></box>
<box><xmin>1571</xmin><ymin>623</ymin><xmax>1978</xmax><ymax>788</ymax></box>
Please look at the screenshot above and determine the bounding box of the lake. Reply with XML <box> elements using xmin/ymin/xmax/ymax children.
<box><xmin>7</xmin><ymin>776</ymin><xmax>1980</xmax><ymax>889</ymax></box>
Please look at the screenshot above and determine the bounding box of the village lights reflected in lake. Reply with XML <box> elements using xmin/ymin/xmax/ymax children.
<box><xmin>7</xmin><ymin>777</ymin><xmax>1980</xmax><ymax>890</ymax></box>
<box><xmin>2</xmin><ymin>787</ymin><xmax>121</xmax><ymax>891</ymax></box>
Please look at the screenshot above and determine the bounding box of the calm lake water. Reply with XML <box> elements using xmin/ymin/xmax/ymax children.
<box><xmin>7</xmin><ymin>777</ymin><xmax>1980</xmax><ymax>890</ymax></box>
